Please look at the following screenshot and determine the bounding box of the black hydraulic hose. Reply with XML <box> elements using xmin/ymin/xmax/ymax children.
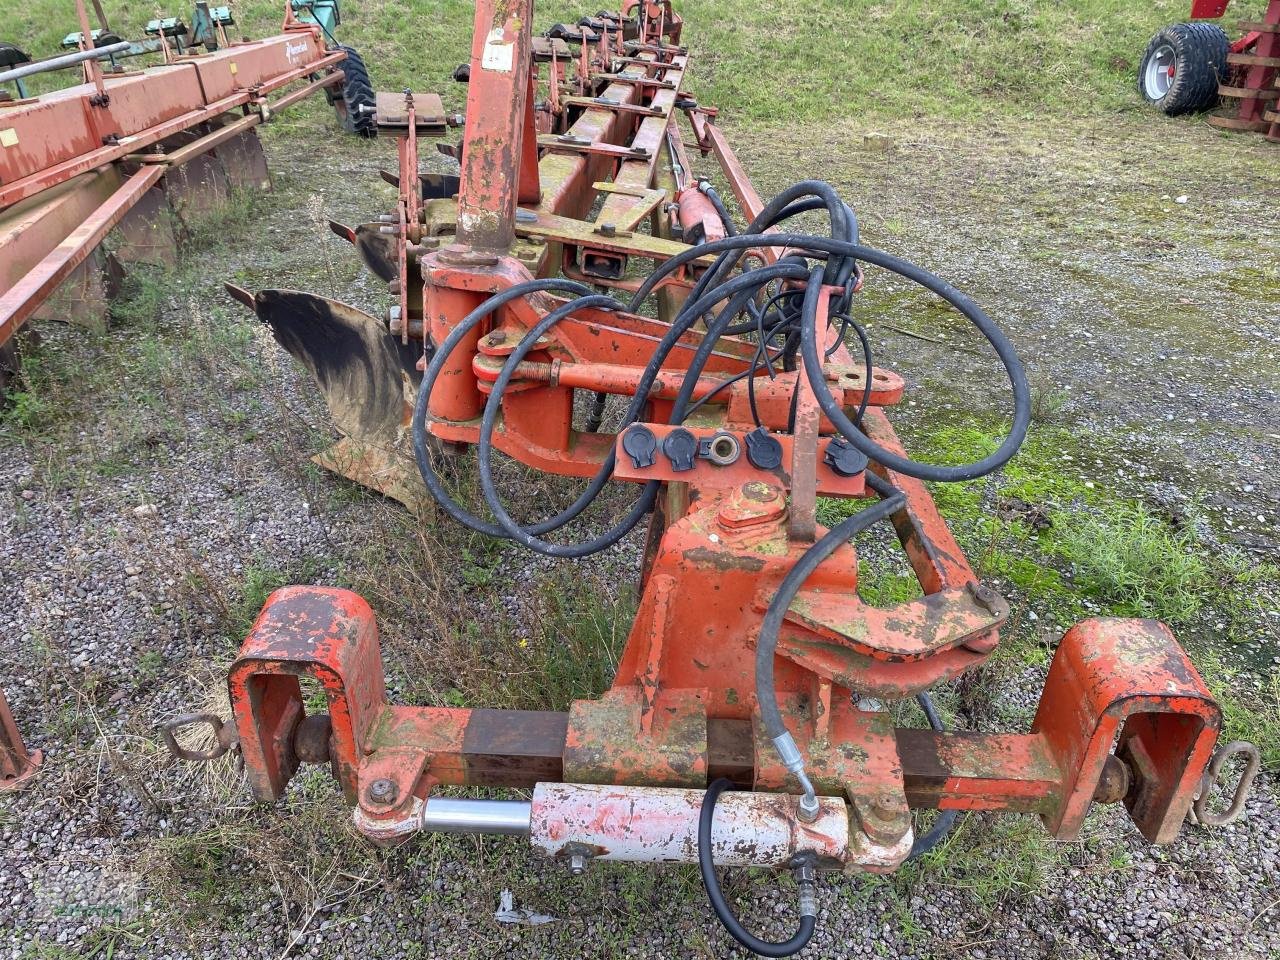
<box><xmin>795</xmin><ymin>260</ymin><xmax>1028</xmax><ymax>481</ymax></box>
<box><xmin>663</xmin><ymin>265</ymin><xmax>809</xmax><ymax>422</ymax></box>
<box><xmin>755</xmin><ymin>470</ymin><xmax>905</xmax><ymax>751</ymax></box>
<box><xmin>584</xmin><ymin>391</ymin><xmax>609</xmax><ymax>432</ymax></box>
<box><xmin>698</xmin><ymin>778</ymin><xmax>817</xmax><ymax>958</ymax></box>
<box><xmin>629</xmin><ymin>233</ymin><xmax>1030</xmax><ymax>483</ymax></box>
<box><xmin>411</xmin><ymin>278</ymin><xmax>605</xmax><ymax>539</ymax></box>
<box><xmin>722</xmin><ymin>283</ymin><xmax>804</xmax><ymax>337</ymax></box>
<box><xmin>674</xmin><ymin>184</ymin><xmax>851</xmax><ymax>323</ymax></box>
<box><xmin>420</xmin><ymin>186</ymin><xmax>1027</xmax><ymax>540</ymax></box>
<box><xmin>691</xmin><ymin>181</ymin><xmax>854</xmax><ymax>293</ymax></box>
<box><xmin>475</xmin><ymin>265</ymin><xmax>807</xmax><ymax>556</ymax></box>
<box><xmin>475</xmin><ymin>296</ymin><xmax>660</xmax><ymax>558</ymax></box>
<box><xmin>907</xmin><ymin>692</ymin><xmax>961</xmax><ymax>860</ymax></box>
<box><xmin>698</xmin><ymin>181</ymin><xmax>738</xmax><ymax>236</ymax></box>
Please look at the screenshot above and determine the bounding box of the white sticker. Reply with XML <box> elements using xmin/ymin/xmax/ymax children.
<box><xmin>481</xmin><ymin>27</ymin><xmax>514</xmax><ymax>72</ymax></box>
<box><xmin>0</xmin><ymin>128</ymin><xmax>17</xmax><ymax>148</ymax></box>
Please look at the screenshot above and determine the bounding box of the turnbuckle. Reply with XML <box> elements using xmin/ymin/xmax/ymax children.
<box><xmin>1191</xmin><ymin>740</ymin><xmax>1261</xmax><ymax>827</ymax></box>
<box><xmin>161</xmin><ymin>712</ymin><xmax>239</xmax><ymax>762</ymax></box>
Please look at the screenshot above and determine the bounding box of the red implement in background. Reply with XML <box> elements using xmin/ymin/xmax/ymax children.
<box><xmin>1196</xmin><ymin>0</ymin><xmax>1279</xmax><ymax>138</ymax></box>
<box><xmin>0</xmin><ymin>0</ymin><xmax>348</xmax><ymax>380</ymax></box>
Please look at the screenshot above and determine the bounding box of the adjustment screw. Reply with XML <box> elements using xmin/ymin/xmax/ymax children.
<box><xmin>568</xmin><ymin>853</ymin><xmax>589</xmax><ymax>876</ymax></box>
<box><xmin>366</xmin><ymin>777</ymin><xmax>398</xmax><ymax>804</ymax></box>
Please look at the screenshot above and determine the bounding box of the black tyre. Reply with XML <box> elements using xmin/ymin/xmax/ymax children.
<box><xmin>336</xmin><ymin>44</ymin><xmax>376</xmax><ymax>138</ymax></box>
<box><xmin>1138</xmin><ymin>23</ymin><xmax>1230</xmax><ymax>115</ymax></box>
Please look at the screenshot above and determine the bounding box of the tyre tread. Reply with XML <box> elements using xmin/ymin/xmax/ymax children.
<box><xmin>338</xmin><ymin>44</ymin><xmax>377</xmax><ymax>138</ymax></box>
<box><xmin>1138</xmin><ymin>22</ymin><xmax>1230</xmax><ymax>115</ymax></box>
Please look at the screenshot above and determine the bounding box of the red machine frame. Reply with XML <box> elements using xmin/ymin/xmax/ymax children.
<box><xmin>1194</xmin><ymin>0</ymin><xmax>1280</xmax><ymax>138</ymax></box>
<box><xmin>174</xmin><ymin>0</ymin><xmax>1250</xmax><ymax>895</ymax></box>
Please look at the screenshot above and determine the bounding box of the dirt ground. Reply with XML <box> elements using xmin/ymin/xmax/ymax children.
<box><xmin>1</xmin><ymin>97</ymin><xmax>1278</xmax><ymax>960</ymax></box>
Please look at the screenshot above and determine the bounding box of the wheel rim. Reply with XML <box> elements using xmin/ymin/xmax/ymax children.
<box><xmin>1144</xmin><ymin>43</ymin><xmax>1177</xmax><ymax>99</ymax></box>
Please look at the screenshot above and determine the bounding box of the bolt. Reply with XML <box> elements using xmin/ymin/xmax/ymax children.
<box><xmin>870</xmin><ymin>799</ymin><xmax>896</xmax><ymax>819</ymax></box>
<box><xmin>966</xmin><ymin>580</ymin><xmax>1000</xmax><ymax>613</ymax></box>
<box><xmin>366</xmin><ymin>777</ymin><xmax>397</xmax><ymax>805</ymax></box>
<box><xmin>568</xmin><ymin>853</ymin><xmax>589</xmax><ymax>876</ymax></box>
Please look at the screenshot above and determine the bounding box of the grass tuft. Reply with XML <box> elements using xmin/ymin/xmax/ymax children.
<box><xmin>1052</xmin><ymin>502</ymin><xmax>1208</xmax><ymax>623</ymax></box>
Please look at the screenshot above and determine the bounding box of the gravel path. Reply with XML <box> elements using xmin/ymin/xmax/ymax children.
<box><xmin>2</xmin><ymin>105</ymin><xmax>1277</xmax><ymax>959</ymax></box>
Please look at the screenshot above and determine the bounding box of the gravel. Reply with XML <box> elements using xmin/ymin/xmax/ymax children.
<box><xmin>1</xmin><ymin>109</ymin><xmax>1277</xmax><ymax>959</ymax></box>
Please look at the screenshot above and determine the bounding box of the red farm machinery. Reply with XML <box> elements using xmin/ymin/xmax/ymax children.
<box><xmin>0</xmin><ymin>0</ymin><xmax>377</xmax><ymax>790</ymax></box>
<box><xmin>0</xmin><ymin>0</ymin><xmax>1251</xmax><ymax>953</ymax></box>
<box><xmin>0</xmin><ymin>0</ymin><xmax>376</xmax><ymax>391</ymax></box>
<box><xmin>1139</xmin><ymin>0</ymin><xmax>1280</xmax><ymax>138</ymax></box>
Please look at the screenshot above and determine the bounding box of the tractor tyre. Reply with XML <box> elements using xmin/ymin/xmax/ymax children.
<box><xmin>336</xmin><ymin>44</ymin><xmax>377</xmax><ymax>138</ymax></box>
<box><xmin>1138</xmin><ymin>23</ymin><xmax>1230</xmax><ymax>115</ymax></box>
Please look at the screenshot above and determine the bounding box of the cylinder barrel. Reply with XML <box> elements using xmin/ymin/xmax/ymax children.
<box><xmin>529</xmin><ymin>782</ymin><xmax>849</xmax><ymax>867</ymax></box>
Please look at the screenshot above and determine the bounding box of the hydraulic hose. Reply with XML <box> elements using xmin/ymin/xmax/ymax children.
<box><xmin>755</xmin><ymin>470</ymin><xmax>907</xmax><ymax>810</ymax></box>
<box><xmin>699</xmin><ymin>778</ymin><xmax>817</xmax><ymax>958</ymax></box>
<box><xmin>697</xmin><ymin>180</ymin><xmax>738</xmax><ymax>236</ymax></box>
<box><xmin>412</xmin><ymin>278</ymin><xmax>609</xmax><ymax>539</ymax></box>
<box><xmin>630</xmin><ymin>232</ymin><xmax>1030</xmax><ymax>482</ymax></box>
<box><xmin>907</xmin><ymin>692</ymin><xmax>961</xmax><ymax>860</ymax></box>
<box><xmin>474</xmin><ymin>263</ymin><xmax>808</xmax><ymax>556</ymax></box>
<box><xmin>474</xmin><ymin>296</ymin><xmax>658</xmax><ymax>558</ymax></box>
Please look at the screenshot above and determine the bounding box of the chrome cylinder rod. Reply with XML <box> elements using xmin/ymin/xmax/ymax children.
<box><xmin>422</xmin><ymin>797</ymin><xmax>532</xmax><ymax>836</ymax></box>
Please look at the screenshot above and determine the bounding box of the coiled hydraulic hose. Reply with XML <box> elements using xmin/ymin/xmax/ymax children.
<box><xmin>472</xmin><ymin>262</ymin><xmax>809</xmax><ymax>556</ymax></box>
<box><xmin>630</xmin><ymin>233</ymin><xmax>1031</xmax><ymax>483</ymax></box>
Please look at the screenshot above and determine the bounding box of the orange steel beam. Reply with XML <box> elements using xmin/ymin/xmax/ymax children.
<box><xmin>224</xmin><ymin>588</ymin><xmax>1220</xmax><ymax>851</ymax></box>
<box><xmin>454</xmin><ymin>0</ymin><xmax>536</xmax><ymax>252</ymax></box>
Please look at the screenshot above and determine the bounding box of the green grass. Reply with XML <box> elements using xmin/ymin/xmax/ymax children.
<box><xmin>7</xmin><ymin>0</ymin><xmax>1272</xmax><ymax>123</ymax></box>
<box><xmin>1051</xmin><ymin>501</ymin><xmax>1209</xmax><ymax>622</ymax></box>
<box><xmin>906</xmin><ymin>417</ymin><xmax>1280</xmax><ymax>634</ymax></box>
